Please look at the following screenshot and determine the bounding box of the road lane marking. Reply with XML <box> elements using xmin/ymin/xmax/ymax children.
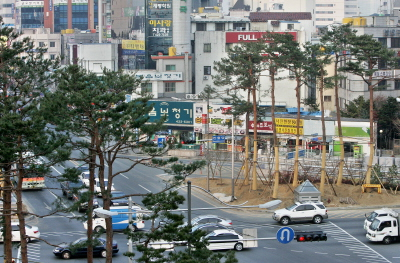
<box><xmin>319</xmin><ymin>222</ymin><xmax>391</xmax><ymax>263</ymax></box>
<box><xmin>120</xmin><ymin>173</ymin><xmax>128</xmax><ymax>179</ymax></box>
<box><xmin>335</xmin><ymin>254</ymin><xmax>350</xmax><ymax>256</ymax></box>
<box><xmin>290</xmin><ymin>250</ymin><xmax>303</xmax><ymax>253</ymax></box>
<box><xmin>138</xmin><ymin>184</ymin><xmax>151</xmax><ymax>192</ymax></box>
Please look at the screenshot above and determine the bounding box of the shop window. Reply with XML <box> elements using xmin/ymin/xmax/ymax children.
<box><xmin>141</xmin><ymin>82</ymin><xmax>152</xmax><ymax>93</ymax></box>
<box><xmin>164</xmin><ymin>82</ymin><xmax>176</xmax><ymax>92</ymax></box>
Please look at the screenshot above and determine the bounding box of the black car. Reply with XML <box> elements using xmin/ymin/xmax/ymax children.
<box><xmin>60</xmin><ymin>180</ymin><xmax>85</xmax><ymax>199</ymax></box>
<box><xmin>53</xmin><ymin>237</ymin><xmax>119</xmax><ymax>259</ymax></box>
<box><xmin>110</xmin><ymin>190</ymin><xmax>129</xmax><ymax>206</ymax></box>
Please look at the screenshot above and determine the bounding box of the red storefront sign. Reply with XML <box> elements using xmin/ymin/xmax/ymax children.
<box><xmin>226</xmin><ymin>32</ymin><xmax>297</xmax><ymax>43</ymax></box>
<box><xmin>249</xmin><ymin>121</ymin><xmax>273</xmax><ymax>133</ymax></box>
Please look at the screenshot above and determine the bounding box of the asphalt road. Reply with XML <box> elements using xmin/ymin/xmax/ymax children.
<box><xmin>2</xmin><ymin>153</ymin><xmax>399</xmax><ymax>263</ymax></box>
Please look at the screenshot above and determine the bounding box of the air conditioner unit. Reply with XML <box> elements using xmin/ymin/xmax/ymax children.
<box><xmin>203</xmin><ymin>76</ymin><xmax>209</xmax><ymax>80</ymax></box>
<box><xmin>186</xmin><ymin>94</ymin><xmax>199</xmax><ymax>99</ymax></box>
<box><xmin>186</xmin><ymin>94</ymin><xmax>193</xmax><ymax>99</ymax></box>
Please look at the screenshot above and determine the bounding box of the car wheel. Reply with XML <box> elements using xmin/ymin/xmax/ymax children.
<box><xmin>126</xmin><ymin>225</ymin><xmax>138</xmax><ymax>232</ymax></box>
<box><xmin>383</xmin><ymin>236</ymin><xmax>392</xmax><ymax>245</ymax></box>
<box><xmin>62</xmin><ymin>251</ymin><xmax>72</xmax><ymax>259</ymax></box>
<box><xmin>280</xmin><ymin>216</ymin><xmax>290</xmax><ymax>225</ymax></box>
<box><xmin>313</xmin><ymin>215</ymin><xmax>323</xmax><ymax>224</ymax></box>
<box><xmin>94</xmin><ymin>226</ymin><xmax>105</xmax><ymax>233</ymax></box>
<box><xmin>234</xmin><ymin>242</ymin><xmax>243</xmax><ymax>251</ymax></box>
<box><xmin>25</xmin><ymin>237</ymin><xmax>31</xmax><ymax>243</ymax></box>
<box><xmin>100</xmin><ymin>250</ymin><xmax>107</xmax><ymax>258</ymax></box>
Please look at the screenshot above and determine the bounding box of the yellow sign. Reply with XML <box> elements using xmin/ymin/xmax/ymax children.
<box><xmin>122</xmin><ymin>40</ymin><xmax>145</xmax><ymax>50</ymax></box>
<box><xmin>275</xmin><ymin>118</ymin><xmax>303</xmax><ymax>135</ymax></box>
<box><xmin>275</xmin><ymin>118</ymin><xmax>303</xmax><ymax>127</ymax></box>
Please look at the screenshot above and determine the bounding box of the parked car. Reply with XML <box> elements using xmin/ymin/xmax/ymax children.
<box><xmin>110</xmin><ymin>190</ymin><xmax>129</xmax><ymax>206</ymax></box>
<box><xmin>53</xmin><ymin>237</ymin><xmax>118</xmax><ymax>259</ymax></box>
<box><xmin>75</xmin><ymin>165</ymin><xmax>89</xmax><ymax>173</ymax></box>
<box><xmin>60</xmin><ymin>179</ymin><xmax>85</xmax><ymax>199</ymax></box>
<box><xmin>191</xmin><ymin>215</ymin><xmax>232</xmax><ymax>227</ymax></box>
<box><xmin>203</xmin><ymin>229</ymin><xmax>244</xmax><ymax>251</ymax></box>
<box><xmin>272</xmin><ymin>201</ymin><xmax>328</xmax><ymax>225</ymax></box>
<box><xmin>191</xmin><ymin>223</ymin><xmax>230</xmax><ymax>234</ymax></box>
<box><xmin>0</xmin><ymin>222</ymin><xmax>40</xmax><ymax>243</ymax></box>
<box><xmin>95</xmin><ymin>178</ymin><xmax>115</xmax><ymax>196</ymax></box>
<box><xmin>79</xmin><ymin>171</ymin><xmax>98</xmax><ymax>187</ymax></box>
<box><xmin>73</xmin><ymin>189</ymin><xmax>99</xmax><ymax>212</ymax></box>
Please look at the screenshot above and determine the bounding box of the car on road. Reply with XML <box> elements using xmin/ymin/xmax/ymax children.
<box><xmin>110</xmin><ymin>190</ymin><xmax>129</xmax><ymax>206</ymax></box>
<box><xmin>272</xmin><ymin>201</ymin><xmax>328</xmax><ymax>225</ymax></box>
<box><xmin>191</xmin><ymin>215</ymin><xmax>232</xmax><ymax>227</ymax></box>
<box><xmin>53</xmin><ymin>237</ymin><xmax>119</xmax><ymax>259</ymax></box>
<box><xmin>60</xmin><ymin>179</ymin><xmax>86</xmax><ymax>199</ymax></box>
<box><xmin>75</xmin><ymin>165</ymin><xmax>89</xmax><ymax>173</ymax></box>
<box><xmin>79</xmin><ymin>171</ymin><xmax>98</xmax><ymax>187</ymax></box>
<box><xmin>203</xmin><ymin>229</ymin><xmax>244</xmax><ymax>251</ymax></box>
<box><xmin>191</xmin><ymin>223</ymin><xmax>230</xmax><ymax>234</ymax></box>
<box><xmin>0</xmin><ymin>222</ymin><xmax>40</xmax><ymax>243</ymax></box>
<box><xmin>73</xmin><ymin>189</ymin><xmax>99</xmax><ymax>212</ymax></box>
<box><xmin>95</xmin><ymin>178</ymin><xmax>115</xmax><ymax>196</ymax></box>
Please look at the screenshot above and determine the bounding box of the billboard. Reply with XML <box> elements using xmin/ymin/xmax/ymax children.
<box><xmin>147</xmin><ymin>101</ymin><xmax>193</xmax><ymax>125</ymax></box>
<box><xmin>193</xmin><ymin>103</ymin><xmax>246</xmax><ymax>135</ymax></box>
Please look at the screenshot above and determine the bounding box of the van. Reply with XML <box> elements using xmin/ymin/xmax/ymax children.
<box><xmin>83</xmin><ymin>206</ymin><xmax>145</xmax><ymax>233</ymax></box>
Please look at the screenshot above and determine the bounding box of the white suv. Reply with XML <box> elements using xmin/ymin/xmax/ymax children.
<box><xmin>272</xmin><ymin>202</ymin><xmax>328</xmax><ymax>225</ymax></box>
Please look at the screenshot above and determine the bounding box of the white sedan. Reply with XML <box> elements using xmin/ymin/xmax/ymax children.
<box><xmin>203</xmin><ymin>229</ymin><xmax>244</xmax><ymax>251</ymax></box>
<box><xmin>95</xmin><ymin>179</ymin><xmax>115</xmax><ymax>196</ymax></box>
<box><xmin>0</xmin><ymin>222</ymin><xmax>40</xmax><ymax>243</ymax></box>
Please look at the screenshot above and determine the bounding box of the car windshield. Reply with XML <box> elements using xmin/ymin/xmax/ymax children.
<box><xmin>25</xmin><ymin>224</ymin><xmax>33</xmax><ymax>229</ymax></box>
<box><xmin>286</xmin><ymin>204</ymin><xmax>297</xmax><ymax>211</ymax></box>
<box><xmin>370</xmin><ymin>219</ymin><xmax>381</xmax><ymax>231</ymax></box>
<box><xmin>366</xmin><ymin>212</ymin><xmax>378</xmax><ymax>222</ymax></box>
<box><xmin>111</xmin><ymin>192</ymin><xmax>126</xmax><ymax>198</ymax></box>
<box><xmin>72</xmin><ymin>238</ymin><xmax>86</xmax><ymax>245</ymax></box>
<box><xmin>70</xmin><ymin>181</ymin><xmax>84</xmax><ymax>188</ymax></box>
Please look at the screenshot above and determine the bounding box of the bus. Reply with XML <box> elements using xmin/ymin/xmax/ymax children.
<box><xmin>14</xmin><ymin>167</ymin><xmax>45</xmax><ymax>190</ymax></box>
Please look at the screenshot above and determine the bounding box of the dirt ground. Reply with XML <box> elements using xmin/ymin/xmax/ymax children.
<box><xmin>187</xmin><ymin>177</ymin><xmax>400</xmax><ymax>210</ymax></box>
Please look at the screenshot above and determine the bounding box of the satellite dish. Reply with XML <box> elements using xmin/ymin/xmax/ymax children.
<box><xmin>259</xmin><ymin>200</ymin><xmax>282</xmax><ymax>209</ymax></box>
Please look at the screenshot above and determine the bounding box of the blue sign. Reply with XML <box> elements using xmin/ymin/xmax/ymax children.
<box><xmin>157</xmin><ymin>137</ymin><xmax>165</xmax><ymax>148</ymax></box>
<box><xmin>147</xmin><ymin>101</ymin><xmax>193</xmax><ymax>125</ymax></box>
<box><xmin>276</xmin><ymin>227</ymin><xmax>295</xmax><ymax>244</ymax></box>
<box><xmin>287</xmin><ymin>150</ymin><xmax>305</xmax><ymax>159</ymax></box>
<box><xmin>212</xmin><ymin>135</ymin><xmax>225</xmax><ymax>143</ymax></box>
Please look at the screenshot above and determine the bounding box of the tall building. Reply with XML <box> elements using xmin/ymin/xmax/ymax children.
<box><xmin>0</xmin><ymin>0</ymin><xmax>16</xmax><ymax>27</ymax></box>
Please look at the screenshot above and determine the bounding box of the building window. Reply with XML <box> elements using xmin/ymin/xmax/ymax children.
<box><xmin>377</xmin><ymin>80</ymin><xmax>387</xmax><ymax>90</ymax></box>
<box><xmin>287</xmin><ymin>24</ymin><xmax>294</xmax><ymax>30</ymax></box>
<box><xmin>395</xmin><ymin>79</ymin><xmax>400</xmax><ymax>90</ymax></box>
<box><xmin>164</xmin><ymin>82</ymin><xmax>176</xmax><ymax>92</ymax></box>
<box><xmin>50</xmin><ymin>54</ymin><xmax>55</xmax><ymax>60</ymax></box>
<box><xmin>50</xmin><ymin>42</ymin><xmax>55</xmax><ymax>47</ymax></box>
<box><xmin>216</xmin><ymin>23</ymin><xmax>225</xmax><ymax>31</ymax></box>
<box><xmin>316</xmin><ymin>11</ymin><xmax>334</xmax><ymax>14</ymax></box>
<box><xmin>378</xmin><ymin>59</ymin><xmax>387</xmax><ymax>69</ymax></box>
<box><xmin>39</xmin><ymin>42</ymin><xmax>45</xmax><ymax>47</ymax></box>
<box><xmin>378</xmin><ymin>38</ymin><xmax>387</xmax><ymax>47</ymax></box>
<box><xmin>166</xmin><ymin>65</ymin><xmax>176</xmax><ymax>71</ymax></box>
<box><xmin>204</xmin><ymin>66</ymin><xmax>211</xmax><ymax>75</ymax></box>
<box><xmin>141</xmin><ymin>82</ymin><xmax>153</xmax><ymax>93</ymax></box>
<box><xmin>233</xmin><ymin>23</ymin><xmax>246</xmax><ymax>30</ymax></box>
<box><xmin>196</xmin><ymin>23</ymin><xmax>206</xmax><ymax>31</ymax></box>
<box><xmin>324</xmin><ymin>96</ymin><xmax>332</xmax><ymax>102</ymax></box>
<box><xmin>204</xmin><ymin>43</ymin><xmax>211</xmax><ymax>53</ymax></box>
<box><xmin>392</xmin><ymin>38</ymin><xmax>400</xmax><ymax>48</ymax></box>
<box><xmin>316</xmin><ymin>4</ymin><xmax>334</xmax><ymax>6</ymax></box>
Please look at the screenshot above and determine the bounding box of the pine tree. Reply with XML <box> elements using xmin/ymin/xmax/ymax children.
<box><xmin>0</xmin><ymin>18</ymin><xmax>66</xmax><ymax>263</ymax></box>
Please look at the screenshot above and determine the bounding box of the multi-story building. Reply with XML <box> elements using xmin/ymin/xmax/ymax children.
<box><xmin>0</xmin><ymin>0</ymin><xmax>16</xmax><ymax>27</ymax></box>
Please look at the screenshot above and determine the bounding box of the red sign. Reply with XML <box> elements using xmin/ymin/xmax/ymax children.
<box><xmin>226</xmin><ymin>32</ymin><xmax>297</xmax><ymax>43</ymax></box>
<box><xmin>249</xmin><ymin>121</ymin><xmax>273</xmax><ymax>133</ymax></box>
<box><xmin>202</xmin><ymin>114</ymin><xmax>207</xmax><ymax>124</ymax></box>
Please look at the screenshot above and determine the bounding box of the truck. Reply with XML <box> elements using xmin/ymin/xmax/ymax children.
<box><xmin>83</xmin><ymin>206</ymin><xmax>145</xmax><ymax>233</ymax></box>
<box><xmin>366</xmin><ymin>213</ymin><xmax>400</xmax><ymax>244</ymax></box>
<box><xmin>364</xmin><ymin>208</ymin><xmax>398</xmax><ymax>231</ymax></box>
